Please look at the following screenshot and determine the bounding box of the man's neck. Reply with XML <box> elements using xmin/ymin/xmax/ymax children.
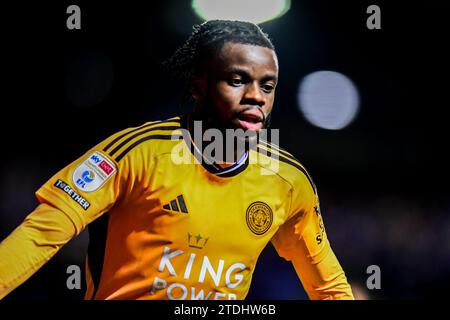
<box><xmin>187</xmin><ymin>112</ymin><xmax>247</xmax><ymax>164</ymax></box>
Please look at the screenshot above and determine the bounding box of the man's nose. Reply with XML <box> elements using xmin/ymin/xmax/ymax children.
<box><xmin>242</xmin><ymin>82</ymin><xmax>265</xmax><ymax>107</ymax></box>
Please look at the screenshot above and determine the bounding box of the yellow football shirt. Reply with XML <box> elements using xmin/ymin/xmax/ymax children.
<box><xmin>0</xmin><ymin>114</ymin><xmax>353</xmax><ymax>300</ymax></box>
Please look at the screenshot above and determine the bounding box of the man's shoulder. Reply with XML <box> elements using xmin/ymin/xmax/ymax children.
<box><xmin>100</xmin><ymin>115</ymin><xmax>184</xmax><ymax>163</ymax></box>
<box><xmin>253</xmin><ymin>139</ymin><xmax>317</xmax><ymax>192</ymax></box>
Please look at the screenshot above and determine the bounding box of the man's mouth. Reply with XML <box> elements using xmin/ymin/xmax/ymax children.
<box><xmin>236</xmin><ymin>109</ymin><xmax>264</xmax><ymax>131</ymax></box>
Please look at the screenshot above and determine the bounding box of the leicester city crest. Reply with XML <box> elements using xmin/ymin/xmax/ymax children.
<box><xmin>246</xmin><ymin>201</ymin><xmax>273</xmax><ymax>235</ymax></box>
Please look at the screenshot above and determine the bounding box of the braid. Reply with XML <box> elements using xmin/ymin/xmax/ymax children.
<box><xmin>162</xmin><ymin>20</ymin><xmax>275</xmax><ymax>82</ymax></box>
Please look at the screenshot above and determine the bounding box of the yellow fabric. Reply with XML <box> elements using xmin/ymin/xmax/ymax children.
<box><xmin>0</xmin><ymin>115</ymin><xmax>353</xmax><ymax>300</ymax></box>
<box><xmin>0</xmin><ymin>203</ymin><xmax>77</xmax><ymax>299</ymax></box>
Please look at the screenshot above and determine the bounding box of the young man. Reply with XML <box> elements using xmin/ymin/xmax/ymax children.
<box><xmin>0</xmin><ymin>20</ymin><xmax>353</xmax><ymax>300</ymax></box>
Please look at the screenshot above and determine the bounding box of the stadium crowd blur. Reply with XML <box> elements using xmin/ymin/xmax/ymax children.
<box><xmin>0</xmin><ymin>1</ymin><xmax>448</xmax><ymax>299</ymax></box>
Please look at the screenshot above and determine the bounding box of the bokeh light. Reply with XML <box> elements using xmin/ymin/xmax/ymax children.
<box><xmin>297</xmin><ymin>71</ymin><xmax>359</xmax><ymax>130</ymax></box>
<box><xmin>192</xmin><ymin>0</ymin><xmax>290</xmax><ymax>24</ymax></box>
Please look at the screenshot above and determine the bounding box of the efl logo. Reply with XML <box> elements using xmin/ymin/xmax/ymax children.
<box><xmin>73</xmin><ymin>151</ymin><xmax>117</xmax><ymax>192</ymax></box>
<box><xmin>99</xmin><ymin>160</ymin><xmax>114</xmax><ymax>175</ymax></box>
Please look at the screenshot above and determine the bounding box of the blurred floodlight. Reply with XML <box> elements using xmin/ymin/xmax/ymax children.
<box><xmin>298</xmin><ymin>71</ymin><xmax>359</xmax><ymax>130</ymax></box>
<box><xmin>192</xmin><ymin>0</ymin><xmax>290</xmax><ymax>24</ymax></box>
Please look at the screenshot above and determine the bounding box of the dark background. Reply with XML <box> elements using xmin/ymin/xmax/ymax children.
<box><xmin>0</xmin><ymin>0</ymin><xmax>449</xmax><ymax>300</ymax></box>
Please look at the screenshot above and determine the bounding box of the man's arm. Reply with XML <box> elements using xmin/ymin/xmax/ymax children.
<box><xmin>0</xmin><ymin>203</ymin><xmax>79</xmax><ymax>299</ymax></box>
<box><xmin>272</xmin><ymin>206</ymin><xmax>354</xmax><ymax>300</ymax></box>
<box><xmin>0</xmin><ymin>125</ymin><xmax>134</xmax><ymax>299</ymax></box>
<box><xmin>271</xmin><ymin>164</ymin><xmax>354</xmax><ymax>300</ymax></box>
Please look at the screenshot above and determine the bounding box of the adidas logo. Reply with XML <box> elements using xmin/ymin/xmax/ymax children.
<box><xmin>163</xmin><ymin>195</ymin><xmax>188</xmax><ymax>213</ymax></box>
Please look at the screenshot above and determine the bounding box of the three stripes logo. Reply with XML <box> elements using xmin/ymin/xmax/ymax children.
<box><xmin>163</xmin><ymin>194</ymin><xmax>188</xmax><ymax>214</ymax></box>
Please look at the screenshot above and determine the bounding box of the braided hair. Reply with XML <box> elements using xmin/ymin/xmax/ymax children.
<box><xmin>162</xmin><ymin>20</ymin><xmax>275</xmax><ymax>84</ymax></box>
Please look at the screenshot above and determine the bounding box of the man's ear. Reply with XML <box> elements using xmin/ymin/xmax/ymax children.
<box><xmin>190</xmin><ymin>76</ymin><xmax>206</xmax><ymax>104</ymax></box>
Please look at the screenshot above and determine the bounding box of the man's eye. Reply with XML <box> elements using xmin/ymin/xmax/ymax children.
<box><xmin>261</xmin><ymin>84</ymin><xmax>275</xmax><ymax>93</ymax></box>
<box><xmin>228</xmin><ymin>79</ymin><xmax>243</xmax><ymax>86</ymax></box>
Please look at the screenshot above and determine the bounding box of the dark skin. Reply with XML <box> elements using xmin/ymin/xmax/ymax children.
<box><xmin>191</xmin><ymin>42</ymin><xmax>279</xmax><ymax>163</ymax></box>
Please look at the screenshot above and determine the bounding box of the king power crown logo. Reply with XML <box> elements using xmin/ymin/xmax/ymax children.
<box><xmin>187</xmin><ymin>233</ymin><xmax>209</xmax><ymax>249</ymax></box>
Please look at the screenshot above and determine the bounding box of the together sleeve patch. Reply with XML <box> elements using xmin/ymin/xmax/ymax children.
<box><xmin>54</xmin><ymin>179</ymin><xmax>91</xmax><ymax>210</ymax></box>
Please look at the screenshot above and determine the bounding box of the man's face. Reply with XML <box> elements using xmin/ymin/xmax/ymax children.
<box><xmin>194</xmin><ymin>42</ymin><xmax>279</xmax><ymax>133</ymax></box>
